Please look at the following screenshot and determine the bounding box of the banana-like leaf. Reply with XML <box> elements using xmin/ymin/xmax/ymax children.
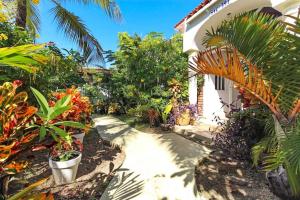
<box><xmin>54</xmin><ymin>121</ymin><xmax>85</xmax><ymax>129</ymax></box>
<box><xmin>48</xmin><ymin>105</ymin><xmax>71</xmax><ymax>120</ymax></box>
<box><xmin>30</xmin><ymin>87</ymin><xmax>50</xmax><ymax>116</ymax></box>
<box><xmin>48</xmin><ymin>124</ymin><xmax>69</xmax><ymax>139</ymax></box>
<box><xmin>0</xmin><ymin>44</ymin><xmax>47</xmax><ymax>73</ymax></box>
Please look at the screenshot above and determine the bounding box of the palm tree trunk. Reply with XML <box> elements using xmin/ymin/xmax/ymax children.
<box><xmin>16</xmin><ymin>0</ymin><xmax>27</xmax><ymax>28</ymax></box>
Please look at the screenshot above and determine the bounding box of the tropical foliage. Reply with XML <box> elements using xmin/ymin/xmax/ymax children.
<box><xmin>190</xmin><ymin>12</ymin><xmax>300</xmax><ymax>195</ymax></box>
<box><xmin>0</xmin><ymin>81</ymin><xmax>37</xmax><ymax>176</ymax></box>
<box><xmin>1</xmin><ymin>44</ymin><xmax>87</xmax><ymax>99</ymax></box>
<box><xmin>49</xmin><ymin>86</ymin><xmax>92</xmax><ymax>130</ymax></box>
<box><xmin>31</xmin><ymin>87</ymin><xmax>85</xmax><ymax>143</ymax></box>
<box><xmin>0</xmin><ymin>44</ymin><xmax>47</xmax><ymax>73</ymax></box>
<box><xmin>0</xmin><ymin>22</ymin><xmax>33</xmax><ymax>48</ymax></box>
<box><xmin>98</xmin><ymin>32</ymin><xmax>189</xmax><ymax>120</ymax></box>
<box><xmin>7</xmin><ymin>178</ymin><xmax>53</xmax><ymax>200</ymax></box>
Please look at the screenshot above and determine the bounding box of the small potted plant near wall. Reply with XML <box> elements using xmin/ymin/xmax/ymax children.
<box><xmin>175</xmin><ymin>104</ymin><xmax>198</xmax><ymax>126</ymax></box>
<box><xmin>50</xmin><ymin>87</ymin><xmax>92</xmax><ymax>143</ymax></box>
<box><xmin>31</xmin><ymin>87</ymin><xmax>85</xmax><ymax>185</ymax></box>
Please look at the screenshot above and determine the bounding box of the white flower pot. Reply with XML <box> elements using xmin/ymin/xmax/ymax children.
<box><xmin>73</xmin><ymin>132</ymin><xmax>85</xmax><ymax>143</ymax></box>
<box><xmin>49</xmin><ymin>152</ymin><xmax>82</xmax><ymax>185</ymax></box>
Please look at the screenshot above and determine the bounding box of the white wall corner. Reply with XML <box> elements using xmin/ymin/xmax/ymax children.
<box><xmin>188</xmin><ymin>51</ymin><xmax>199</xmax><ymax>105</ymax></box>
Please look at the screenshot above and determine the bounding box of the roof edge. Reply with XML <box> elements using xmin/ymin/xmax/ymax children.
<box><xmin>174</xmin><ymin>0</ymin><xmax>212</xmax><ymax>29</ymax></box>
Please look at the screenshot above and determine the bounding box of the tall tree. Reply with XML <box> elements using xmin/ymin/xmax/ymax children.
<box><xmin>14</xmin><ymin>0</ymin><xmax>121</xmax><ymax>63</ymax></box>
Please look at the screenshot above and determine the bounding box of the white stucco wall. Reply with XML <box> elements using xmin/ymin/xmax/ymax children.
<box><xmin>188</xmin><ymin>52</ymin><xmax>198</xmax><ymax>105</ymax></box>
<box><xmin>202</xmin><ymin>75</ymin><xmax>240</xmax><ymax>123</ymax></box>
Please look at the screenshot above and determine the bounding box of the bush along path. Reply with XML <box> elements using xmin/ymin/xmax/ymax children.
<box><xmin>94</xmin><ymin>115</ymin><xmax>211</xmax><ymax>200</ymax></box>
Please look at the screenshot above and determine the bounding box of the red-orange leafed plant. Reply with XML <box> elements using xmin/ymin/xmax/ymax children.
<box><xmin>50</xmin><ymin>86</ymin><xmax>92</xmax><ymax>133</ymax></box>
<box><xmin>0</xmin><ymin>81</ymin><xmax>38</xmax><ymax>175</ymax></box>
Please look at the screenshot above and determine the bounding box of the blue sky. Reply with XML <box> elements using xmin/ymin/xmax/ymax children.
<box><xmin>37</xmin><ymin>0</ymin><xmax>200</xmax><ymax>53</ymax></box>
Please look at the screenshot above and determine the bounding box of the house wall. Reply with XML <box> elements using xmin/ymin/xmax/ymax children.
<box><xmin>202</xmin><ymin>75</ymin><xmax>240</xmax><ymax>123</ymax></box>
<box><xmin>188</xmin><ymin>51</ymin><xmax>198</xmax><ymax>106</ymax></box>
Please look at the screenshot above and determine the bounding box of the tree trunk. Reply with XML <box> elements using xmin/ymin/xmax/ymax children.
<box><xmin>16</xmin><ymin>0</ymin><xmax>27</xmax><ymax>29</ymax></box>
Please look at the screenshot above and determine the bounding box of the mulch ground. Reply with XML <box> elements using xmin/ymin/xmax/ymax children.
<box><xmin>195</xmin><ymin>145</ymin><xmax>281</xmax><ymax>200</ymax></box>
<box><xmin>8</xmin><ymin>128</ymin><xmax>125</xmax><ymax>200</ymax></box>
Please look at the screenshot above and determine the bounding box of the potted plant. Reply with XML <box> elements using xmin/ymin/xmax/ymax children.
<box><xmin>48</xmin><ymin>139</ymin><xmax>82</xmax><ymax>185</ymax></box>
<box><xmin>174</xmin><ymin>104</ymin><xmax>198</xmax><ymax>126</ymax></box>
<box><xmin>31</xmin><ymin>87</ymin><xmax>85</xmax><ymax>185</ymax></box>
<box><xmin>160</xmin><ymin>103</ymin><xmax>173</xmax><ymax>131</ymax></box>
<box><xmin>50</xmin><ymin>87</ymin><xmax>92</xmax><ymax>143</ymax></box>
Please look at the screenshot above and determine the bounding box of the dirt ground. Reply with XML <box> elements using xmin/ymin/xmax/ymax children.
<box><xmin>194</xmin><ymin>144</ymin><xmax>281</xmax><ymax>200</ymax></box>
<box><xmin>8</xmin><ymin>128</ymin><xmax>125</xmax><ymax>200</ymax></box>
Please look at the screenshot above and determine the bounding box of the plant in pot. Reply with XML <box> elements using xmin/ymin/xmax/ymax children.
<box><xmin>173</xmin><ymin>104</ymin><xmax>197</xmax><ymax>126</ymax></box>
<box><xmin>160</xmin><ymin>103</ymin><xmax>173</xmax><ymax>131</ymax></box>
<box><xmin>48</xmin><ymin>137</ymin><xmax>83</xmax><ymax>185</ymax></box>
<box><xmin>50</xmin><ymin>86</ymin><xmax>92</xmax><ymax>143</ymax></box>
<box><xmin>31</xmin><ymin>87</ymin><xmax>85</xmax><ymax>185</ymax></box>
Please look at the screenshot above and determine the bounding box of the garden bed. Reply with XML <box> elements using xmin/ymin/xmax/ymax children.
<box><xmin>193</xmin><ymin>140</ymin><xmax>281</xmax><ymax>200</ymax></box>
<box><xmin>8</xmin><ymin>128</ymin><xmax>125</xmax><ymax>199</ymax></box>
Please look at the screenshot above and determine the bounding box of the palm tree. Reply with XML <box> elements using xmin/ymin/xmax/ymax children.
<box><xmin>15</xmin><ymin>0</ymin><xmax>121</xmax><ymax>63</ymax></box>
<box><xmin>189</xmin><ymin>12</ymin><xmax>300</xmax><ymax>197</ymax></box>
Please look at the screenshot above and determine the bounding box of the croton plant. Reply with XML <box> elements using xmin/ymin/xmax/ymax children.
<box><xmin>0</xmin><ymin>82</ymin><xmax>86</xmax><ymax>199</ymax></box>
<box><xmin>0</xmin><ymin>80</ymin><xmax>38</xmax><ymax>175</ymax></box>
<box><xmin>49</xmin><ymin>86</ymin><xmax>92</xmax><ymax>134</ymax></box>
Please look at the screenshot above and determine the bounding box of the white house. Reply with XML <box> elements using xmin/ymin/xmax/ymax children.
<box><xmin>175</xmin><ymin>0</ymin><xmax>299</xmax><ymax>124</ymax></box>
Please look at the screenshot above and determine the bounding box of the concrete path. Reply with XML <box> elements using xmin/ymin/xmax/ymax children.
<box><xmin>94</xmin><ymin>116</ymin><xmax>211</xmax><ymax>200</ymax></box>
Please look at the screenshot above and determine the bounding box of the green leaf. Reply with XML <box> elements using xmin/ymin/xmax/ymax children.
<box><xmin>50</xmin><ymin>132</ymin><xmax>58</xmax><ymax>142</ymax></box>
<box><xmin>54</xmin><ymin>95</ymin><xmax>71</xmax><ymax>108</ymax></box>
<box><xmin>48</xmin><ymin>105</ymin><xmax>71</xmax><ymax>120</ymax></box>
<box><xmin>39</xmin><ymin>126</ymin><xmax>46</xmax><ymax>141</ymax></box>
<box><xmin>30</xmin><ymin>87</ymin><xmax>49</xmax><ymax>115</ymax></box>
<box><xmin>48</xmin><ymin>125</ymin><xmax>69</xmax><ymax>139</ymax></box>
<box><xmin>54</xmin><ymin>121</ymin><xmax>85</xmax><ymax>129</ymax></box>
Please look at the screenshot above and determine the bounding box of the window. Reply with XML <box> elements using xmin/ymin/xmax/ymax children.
<box><xmin>215</xmin><ymin>76</ymin><xmax>225</xmax><ymax>90</ymax></box>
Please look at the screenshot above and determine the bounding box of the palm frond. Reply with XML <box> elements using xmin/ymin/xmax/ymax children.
<box><xmin>285</xmin><ymin>163</ymin><xmax>300</xmax><ymax>196</ymax></box>
<box><xmin>252</xmin><ymin>114</ymin><xmax>277</xmax><ymax>166</ymax></box>
<box><xmin>262</xmin><ymin>120</ymin><xmax>300</xmax><ymax>195</ymax></box>
<box><xmin>189</xmin><ymin>47</ymin><xmax>286</xmax><ymax>119</ymax></box>
<box><xmin>63</xmin><ymin>0</ymin><xmax>122</xmax><ymax>21</ymax></box>
<box><xmin>283</xmin><ymin>121</ymin><xmax>300</xmax><ymax>174</ymax></box>
<box><xmin>50</xmin><ymin>1</ymin><xmax>104</xmax><ymax>63</ymax></box>
<box><xmin>26</xmin><ymin>0</ymin><xmax>40</xmax><ymax>34</ymax></box>
<box><xmin>201</xmin><ymin>11</ymin><xmax>300</xmax><ymax>116</ymax></box>
<box><xmin>203</xmin><ymin>12</ymin><xmax>284</xmax><ymax>68</ymax></box>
